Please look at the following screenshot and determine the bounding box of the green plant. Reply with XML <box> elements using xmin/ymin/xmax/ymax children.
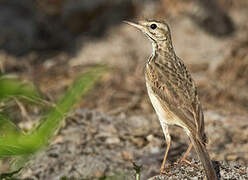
<box><xmin>0</xmin><ymin>66</ymin><xmax>106</xmax><ymax>175</ymax></box>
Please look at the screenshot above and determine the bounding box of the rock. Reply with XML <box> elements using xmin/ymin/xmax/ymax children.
<box><xmin>190</xmin><ymin>0</ymin><xmax>235</xmax><ymax>37</ymax></box>
<box><xmin>121</xmin><ymin>150</ymin><xmax>134</xmax><ymax>160</ymax></box>
<box><xmin>161</xmin><ymin>0</ymin><xmax>235</xmax><ymax>37</ymax></box>
<box><xmin>62</xmin><ymin>0</ymin><xmax>136</xmax><ymax>35</ymax></box>
<box><xmin>0</xmin><ymin>0</ymin><xmax>136</xmax><ymax>56</ymax></box>
<box><xmin>106</xmin><ymin>137</ymin><xmax>121</xmax><ymax>145</ymax></box>
<box><xmin>0</xmin><ymin>0</ymin><xmax>36</xmax><ymax>56</ymax></box>
<box><xmin>148</xmin><ymin>161</ymin><xmax>248</xmax><ymax>180</ymax></box>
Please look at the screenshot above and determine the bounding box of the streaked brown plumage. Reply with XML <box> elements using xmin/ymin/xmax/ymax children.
<box><xmin>124</xmin><ymin>20</ymin><xmax>217</xmax><ymax>180</ymax></box>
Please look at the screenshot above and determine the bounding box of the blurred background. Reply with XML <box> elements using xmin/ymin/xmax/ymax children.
<box><xmin>0</xmin><ymin>0</ymin><xmax>247</xmax><ymax>179</ymax></box>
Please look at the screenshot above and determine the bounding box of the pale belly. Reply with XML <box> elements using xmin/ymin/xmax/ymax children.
<box><xmin>146</xmin><ymin>81</ymin><xmax>182</xmax><ymax>127</ymax></box>
<box><xmin>145</xmin><ymin>81</ymin><xmax>192</xmax><ymax>138</ymax></box>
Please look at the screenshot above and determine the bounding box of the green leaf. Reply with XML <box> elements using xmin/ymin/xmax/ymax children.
<box><xmin>0</xmin><ymin>76</ymin><xmax>42</xmax><ymax>104</ymax></box>
<box><xmin>0</xmin><ymin>66</ymin><xmax>106</xmax><ymax>157</ymax></box>
<box><xmin>0</xmin><ymin>114</ymin><xmax>22</xmax><ymax>138</ymax></box>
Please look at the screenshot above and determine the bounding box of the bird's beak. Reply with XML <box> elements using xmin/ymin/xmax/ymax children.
<box><xmin>123</xmin><ymin>21</ymin><xmax>145</xmax><ymax>31</ymax></box>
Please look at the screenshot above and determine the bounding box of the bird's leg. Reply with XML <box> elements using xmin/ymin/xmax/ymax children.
<box><xmin>160</xmin><ymin>137</ymin><xmax>171</xmax><ymax>174</ymax></box>
<box><xmin>180</xmin><ymin>143</ymin><xmax>192</xmax><ymax>162</ymax></box>
<box><xmin>160</xmin><ymin>125</ymin><xmax>171</xmax><ymax>174</ymax></box>
<box><xmin>179</xmin><ymin>143</ymin><xmax>198</xmax><ymax>168</ymax></box>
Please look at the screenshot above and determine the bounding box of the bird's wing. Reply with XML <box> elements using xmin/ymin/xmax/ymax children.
<box><xmin>146</xmin><ymin>55</ymin><xmax>205</xmax><ymax>140</ymax></box>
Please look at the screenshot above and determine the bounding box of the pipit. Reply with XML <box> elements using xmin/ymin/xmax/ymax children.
<box><xmin>124</xmin><ymin>20</ymin><xmax>217</xmax><ymax>180</ymax></box>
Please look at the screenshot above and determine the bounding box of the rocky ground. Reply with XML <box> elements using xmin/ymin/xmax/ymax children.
<box><xmin>0</xmin><ymin>0</ymin><xmax>248</xmax><ymax>179</ymax></box>
<box><xmin>20</xmin><ymin>109</ymin><xmax>248</xmax><ymax>179</ymax></box>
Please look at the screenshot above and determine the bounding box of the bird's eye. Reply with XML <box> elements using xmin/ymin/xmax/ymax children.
<box><xmin>150</xmin><ymin>24</ymin><xmax>157</xmax><ymax>30</ymax></box>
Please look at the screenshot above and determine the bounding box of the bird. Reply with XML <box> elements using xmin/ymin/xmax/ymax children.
<box><xmin>124</xmin><ymin>20</ymin><xmax>217</xmax><ymax>180</ymax></box>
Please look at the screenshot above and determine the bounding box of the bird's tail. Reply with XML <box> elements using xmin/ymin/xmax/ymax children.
<box><xmin>189</xmin><ymin>134</ymin><xmax>218</xmax><ymax>180</ymax></box>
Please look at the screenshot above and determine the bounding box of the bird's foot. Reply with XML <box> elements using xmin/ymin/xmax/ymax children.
<box><xmin>160</xmin><ymin>166</ymin><xmax>174</xmax><ymax>176</ymax></box>
<box><xmin>160</xmin><ymin>167</ymin><xmax>168</xmax><ymax>175</ymax></box>
<box><xmin>178</xmin><ymin>158</ymin><xmax>199</xmax><ymax>168</ymax></box>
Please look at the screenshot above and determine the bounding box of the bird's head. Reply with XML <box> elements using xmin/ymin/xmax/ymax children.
<box><xmin>124</xmin><ymin>20</ymin><xmax>171</xmax><ymax>43</ymax></box>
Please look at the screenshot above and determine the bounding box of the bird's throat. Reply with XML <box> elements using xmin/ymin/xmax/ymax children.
<box><xmin>151</xmin><ymin>40</ymin><xmax>175</xmax><ymax>60</ymax></box>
